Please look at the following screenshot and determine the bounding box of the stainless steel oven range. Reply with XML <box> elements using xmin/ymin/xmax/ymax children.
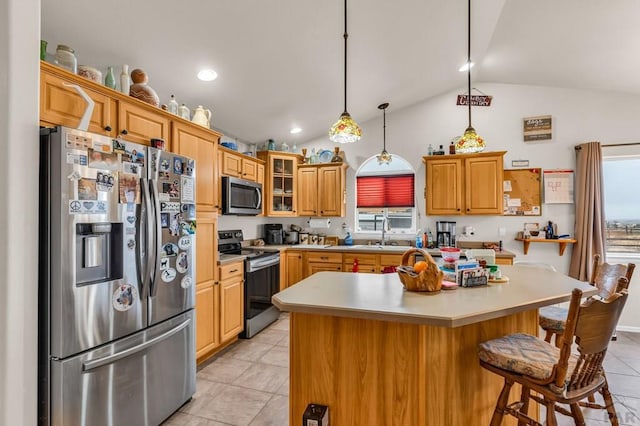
<box><xmin>218</xmin><ymin>230</ymin><xmax>280</xmax><ymax>338</ymax></box>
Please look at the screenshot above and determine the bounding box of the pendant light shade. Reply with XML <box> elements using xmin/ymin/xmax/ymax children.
<box><xmin>455</xmin><ymin>0</ymin><xmax>486</xmax><ymax>154</ymax></box>
<box><xmin>329</xmin><ymin>0</ymin><xmax>361</xmax><ymax>144</ymax></box>
<box><xmin>376</xmin><ymin>102</ymin><xmax>392</xmax><ymax>164</ymax></box>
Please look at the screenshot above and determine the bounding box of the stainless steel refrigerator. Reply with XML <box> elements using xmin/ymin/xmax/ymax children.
<box><xmin>38</xmin><ymin>126</ymin><xmax>197</xmax><ymax>426</ymax></box>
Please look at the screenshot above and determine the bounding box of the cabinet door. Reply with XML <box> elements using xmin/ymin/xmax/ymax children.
<box><xmin>285</xmin><ymin>251</ymin><xmax>304</xmax><ymax>287</ymax></box>
<box><xmin>307</xmin><ymin>263</ymin><xmax>342</xmax><ymax>277</ymax></box>
<box><xmin>378</xmin><ymin>254</ymin><xmax>404</xmax><ymax>273</ymax></box>
<box><xmin>242</xmin><ymin>159</ymin><xmax>258</xmax><ymax>181</ymax></box>
<box><xmin>195</xmin><ymin>213</ymin><xmax>217</xmax><ymax>285</ymax></box>
<box><xmin>297</xmin><ymin>167</ymin><xmax>318</xmax><ymax>216</ymax></box>
<box><xmin>40</xmin><ymin>70</ymin><xmax>116</xmax><ymax>136</ymax></box>
<box><xmin>269</xmin><ymin>155</ymin><xmax>297</xmax><ymax>216</ymax></box>
<box><xmin>196</xmin><ymin>284</ymin><xmax>219</xmax><ymax>360</ymax></box>
<box><xmin>425</xmin><ymin>158</ymin><xmax>463</xmax><ymax>215</ymax></box>
<box><xmin>464</xmin><ymin>155</ymin><xmax>503</xmax><ymax>214</ymax></box>
<box><xmin>318</xmin><ymin>165</ymin><xmax>345</xmax><ymax>217</ymax></box>
<box><xmin>220</xmin><ymin>278</ymin><xmax>244</xmax><ymax>342</ymax></box>
<box><xmin>221</xmin><ymin>150</ymin><xmax>242</xmax><ymax>178</ymax></box>
<box><xmin>118</xmin><ymin>101</ymin><xmax>170</xmax><ymax>146</ymax></box>
<box><xmin>173</xmin><ymin>123</ymin><xmax>219</xmax><ymax>212</ymax></box>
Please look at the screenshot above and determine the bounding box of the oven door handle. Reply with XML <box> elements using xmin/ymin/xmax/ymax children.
<box><xmin>247</xmin><ymin>255</ymin><xmax>280</xmax><ymax>272</ymax></box>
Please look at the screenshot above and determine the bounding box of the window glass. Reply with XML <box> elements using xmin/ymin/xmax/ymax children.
<box><xmin>355</xmin><ymin>155</ymin><xmax>416</xmax><ymax>234</ymax></box>
<box><xmin>603</xmin><ymin>155</ymin><xmax>640</xmax><ymax>255</ymax></box>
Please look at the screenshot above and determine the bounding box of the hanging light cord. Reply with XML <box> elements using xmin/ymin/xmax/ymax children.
<box><xmin>467</xmin><ymin>0</ymin><xmax>472</xmax><ymax>128</ymax></box>
<box><xmin>382</xmin><ymin>107</ymin><xmax>386</xmax><ymax>149</ymax></box>
<box><xmin>343</xmin><ymin>0</ymin><xmax>349</xmax><ymax>115</ymax></box>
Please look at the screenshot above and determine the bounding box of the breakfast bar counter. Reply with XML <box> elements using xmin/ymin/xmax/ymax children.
<box><xmin>273</xmin><ymin>268</ymin><xmax>595</xmax><ymax>425</ymax></box>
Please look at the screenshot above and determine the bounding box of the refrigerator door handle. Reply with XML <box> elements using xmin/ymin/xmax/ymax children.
<box><xmin>81</xmin><ymin>318</ymin><xmax>191</xmax><ymax>371</ymax></box>
<box><xmin>141</xmin><ymin>178</ymin><xmax>154</xmax><ymax>297</ymax></box>
<box><xmin>149</xmin><ymin>179</ymin><xmax>163</xmax><ymax>297</ymax></box>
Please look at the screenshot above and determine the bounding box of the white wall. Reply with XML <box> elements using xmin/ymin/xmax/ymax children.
<box><xmin>0</xmin><ymin>0</ymin><xmax>40</xmax><ymax>423</ymax></box>
<box><xmin>301</xmin><ymin>83</ymin><xmax>640</xmax><ymax>329</ymax></box>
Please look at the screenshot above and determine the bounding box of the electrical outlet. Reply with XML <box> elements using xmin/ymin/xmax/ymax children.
<box><xmin>499</xmin><ymin>227</ymin><xmax>506</xmax><ymax>237</ymax></box>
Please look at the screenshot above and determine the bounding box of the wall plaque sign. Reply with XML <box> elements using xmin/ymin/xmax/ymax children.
<box><xmin>523</xmin><ymin>115</ymin><xmax>552</xmax><ymax>142</ymax></box>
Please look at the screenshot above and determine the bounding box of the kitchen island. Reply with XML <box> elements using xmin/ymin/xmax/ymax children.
<box><xmin>272</xmin><ymin>267</ymin><xmax>595</xmax><ymax>426</ymax></box>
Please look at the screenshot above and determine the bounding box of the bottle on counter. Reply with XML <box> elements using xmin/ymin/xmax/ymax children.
<box><xmin>104</xmin><ymin>66</ymin><xmax>116</xmax><ymax>90</ymax></box>
<box><xmin>435</xmin><ymin>145</ymin><xmax>445</xmax><ymax>155</ymax></box>
<box><xmin>449</xmin><ymin>141</ymin><xmax>456</xmax><ymax>155</ymax></box>
<box><xmin>428</xmin><ymin>144</ymin><xmax>434</xmax><ymax>156</ymax></box>
<box><xmin>427</xmin><ymin>228</ymin><xmax>434</xmax><ymax>248</ymax></box>
<box><xmin>344</xmin><ymin>232</ymin><xmax>353</xmax><ymax>246</ymax></box>
<box><xmin>415</xmin><ymin>230</ymin><xmax>423</xmax><ymax>248</ymax></box>
<box><xmin>120</xmin><ymin>65</ymin><xmax>130</xmax><ymax>94</ymax></box>
<box><xmin>167</xmin><ymin>94</ymin><xmax>179</xmax><ymax>115</ymax></box>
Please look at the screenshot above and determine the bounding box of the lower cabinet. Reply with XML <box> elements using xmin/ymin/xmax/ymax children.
<box><xmin>219</xmin><ymin>261</ymin><xmax>245</xmax><ymax>343</ymax></box>
<box><xmin>195</xmin><ymin>283</ymin><xmax>219</xmax><ymax>360</ymax></box>
<box><xmin>285</xmin><ymin>251</ymin><xmax>304</xmax><ymax>289</ymax></box>
<box><xmin>304</xmin><ymin>252</ymin><xmax>343</xmax><ymax>278</ymax></box>
<box><xmin>343</xmin><ymin>253</ymin><xmax>377</xmax><ymax>273</ymax></box>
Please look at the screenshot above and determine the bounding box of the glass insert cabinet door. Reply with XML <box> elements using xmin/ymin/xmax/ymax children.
<box><xmin>258</xmin><ymin>151</ymin><xmax>301</xmax><ymax>217</ymax></box>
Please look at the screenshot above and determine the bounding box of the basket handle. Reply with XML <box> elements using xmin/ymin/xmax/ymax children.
<box><xmin>400</xmin><ymin>248</ymin><xmax>437</xmax><ymax>267</ymax></box>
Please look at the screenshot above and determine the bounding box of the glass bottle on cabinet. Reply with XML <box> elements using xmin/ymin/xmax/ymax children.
<box><xmin>257</xmin><ymin>151</ymin><xmax>301</xmax><ymax>217</ymax></box>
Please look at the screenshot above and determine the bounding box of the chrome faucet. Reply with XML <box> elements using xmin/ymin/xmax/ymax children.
<box><xmin>375</xmin><ymin>214</ymin><xmax>390</xmax><ymax>245</ymax></box>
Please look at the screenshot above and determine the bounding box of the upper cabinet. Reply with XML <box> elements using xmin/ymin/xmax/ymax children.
<box><xmin>172</xmin><ymin>122</ymin><xmax>221</xmax><ymax>212</ymax></box>
<box><xmin>257</xmin><ymin>151</ymin><xmax>302</xmax><ymax>217</ymax></box>
<box><xmin>40</xmin><ymin>61</ymin><xmax>181</xmax><ymax>148</ymax></box>
<box><xmin>40</xmin><ymin>64</ymin><xmax>117</xmax><ymax>137</ymax></box>
<box><xmin>219</xmin><ymin>146</ymin><xmax>263</xmax><ymax>183</ymax></box>
<box><xmin>423</xmin><ymin>151</ymin><xmax>506</xmax><ymax>215</ymax></box>
<box><xmin>118</xmin><ymin>101</ymin><xmax>170</xmax><ymax>146</ymax></box>
<box><xmin>297</xmin><ymin>163</ymin><xmax>347</xmax><ymax>217</ymax></box>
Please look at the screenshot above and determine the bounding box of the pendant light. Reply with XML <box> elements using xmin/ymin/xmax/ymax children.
<box><xmin>455</xmin><ymin>0</ymin><xmax>486</xmax><ymax>153</ymax></box>
<box><xmin>376</xmin><ymin>102</ymin><xmax>392</xmax><ymax>164</ymax></box>
<box><xmin>329</xmin><ymin>0</ymin><xmax>362</xmax><ymax>144</ymax></box>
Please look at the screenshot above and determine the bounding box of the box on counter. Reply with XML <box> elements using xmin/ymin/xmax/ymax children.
<box><xmin>458</xmin><ymin>268</ymin><xmax>489</xmax><ymax>287</ymax></box>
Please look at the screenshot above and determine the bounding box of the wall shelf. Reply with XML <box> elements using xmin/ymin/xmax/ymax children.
<box><xmin>515</xmin><ymin>238</ymin><xmax>577</xmax><ymax>256</ymax></box>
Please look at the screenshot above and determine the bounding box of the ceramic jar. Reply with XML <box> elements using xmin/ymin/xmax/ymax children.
<box><xmin>55</xmin><ymin>44</ymin><xmax>77</xmax><ymax>73</ymax></box>
<box><xmin>191</xmin><ymin>105</ymin><xmax>211</xmax><ymax>128</ymax></box>
<box><xmin>129</xmin><ymin>68</ymin><xmax>160</xmax><ymax>107</ymax></box>
<box><xmin>77</xmin><ymin>65</ymin><xmax>102</xmax><ymax>83</ymax></box>
<box><xmin>178</xmin><ymin>104</ymin><xmax>190</xmax><ymax>120</ymax></box>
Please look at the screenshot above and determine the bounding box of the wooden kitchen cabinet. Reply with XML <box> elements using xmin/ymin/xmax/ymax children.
<box><xmin>118</xmin><ymin>101</ymin><xmax>170</xmax><ymax>146</ymax></box>
<box><xmin>285</xmin><ymin>251</ymin><xmax>304</xmax><ymax>288</ymax></box>
<box><xmin>173</xmin><ymin>122</ymin><xmax>221</xmax><ymax>212</ymax></box>
<box><xmin>257</xmin><ymin>151</ymin><xmax>302</xmax><ymax>217</ymax></box>
<box><xmin>195</xmin><ymin>212</ymin><xmax>219</xmax><ymax>361</ymax></box>
<box><xmin>218</xmin><ymin>261</ymin><xmax>244</xmax><ymax>343</ymax></box>
<box><xmin>297</xmin><ymin>163</ymin><xmax>347</xmax><ymax>217</ymax></box>
<box><xmin>40</xmin><ymin>63</ymin><xmax>117</xmax><ymax>136</ymax></box>
<box><xmin>343</xmin><ymin>253</ymin><xmax>377</xmax><ymax>273</ymax></box>
<box><xmin>219</xmin><ymin>146</ymin><xmax>264</xmax><ymax>182</ymax></box>
<box><xmin>378</xmin><ymin>253</ymin><xmax>404</xmax><ymax>272</ymax></box>
<box><xmin>304</xmin><ymin>251</ymin><xmax>342</xmax><ymax>278</ymax></box>
<box><xmin>424</xmin><ymin>151</ymin><xmax>506</xmax><ymax>215</ymax></box>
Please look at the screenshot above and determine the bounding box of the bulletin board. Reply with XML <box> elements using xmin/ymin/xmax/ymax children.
<box><xmin>503</xmin><ymin>168</ymin><xmax>542</xmax><ymax>216</ymax></box>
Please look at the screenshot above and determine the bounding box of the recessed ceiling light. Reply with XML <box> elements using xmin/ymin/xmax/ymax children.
<box><xmin>290</xmin><ymin>127</ymin><xmax>302</xmax><ymax>134</ymax></box>
<box><xmin>197</xmin><ymin>69</ymin><xmax>218</xmax><ymax>82</ymax></box>
<box><xmin>458</xmin><ymin>62</ymin><xmax>474</xmax><ymax>72</ymax></box>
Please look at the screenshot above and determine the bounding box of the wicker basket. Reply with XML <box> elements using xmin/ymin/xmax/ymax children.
<box><xmin>396</xmin><ymin>248</ymin><xmax>444</xmax><ymax>292</ymax></box>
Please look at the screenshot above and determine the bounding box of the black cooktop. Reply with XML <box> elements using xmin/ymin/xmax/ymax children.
<box><xmin>218</xmin><ymin>229</ymin><xmax>266</xmax><ymax>258</ymax></box>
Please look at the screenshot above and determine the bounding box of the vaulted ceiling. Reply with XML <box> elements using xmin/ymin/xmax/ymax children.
<box><xmin>41</xmin><ymin>0</ymin><xmax>640</xmax><ymax>144</ymax></box>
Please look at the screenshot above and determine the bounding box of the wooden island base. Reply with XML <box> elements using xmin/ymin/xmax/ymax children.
<box><xmin>289</xmin><ymin>310</ymin><xmax>539</xmax><ymax>426</ymax></box>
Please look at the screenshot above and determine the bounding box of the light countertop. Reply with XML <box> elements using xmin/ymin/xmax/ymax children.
<box><xmin>272</xmin><ymin>267</ymin><xmax>595</xmax><ymax>328</ymax></box>
<box><xmin>247</xmin><ymin>244</ymin><xmax>516</xmax><ymax>258</ymax></box>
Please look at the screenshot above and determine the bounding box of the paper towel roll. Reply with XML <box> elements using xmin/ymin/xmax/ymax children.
<box><xmin>308</xmin><ymin>218</ymin><xmax>331</xmax><ymax>228</ymax></box>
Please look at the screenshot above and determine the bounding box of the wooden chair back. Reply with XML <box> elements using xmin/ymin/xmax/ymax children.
<box><xmin>554</xmin><ymin>286</ymin><xmax>629</xmax><ymax>391</ymax></box>
<box><xmin>590</xmin><ymin>254</ymin><xmax>635</xmax><ymax>299</ymax></box>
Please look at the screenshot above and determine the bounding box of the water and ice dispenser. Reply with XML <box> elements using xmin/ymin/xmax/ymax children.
<box><xmin>75</xmin><ymin>222</ymin><xmax>123</xmax><ymax>285</ymax></box>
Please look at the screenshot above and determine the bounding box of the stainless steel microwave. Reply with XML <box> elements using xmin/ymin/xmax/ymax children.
<box><xmin>221</xmin><ymin>176</ymin><xmax>262</xmax><ymax>215</ymax></box>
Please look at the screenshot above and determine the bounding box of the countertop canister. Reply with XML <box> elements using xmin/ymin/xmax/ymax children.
<box><xmin>55</xmin><ymin>44</ymin><xmax>77</xmax><ymax>74</ymax></box>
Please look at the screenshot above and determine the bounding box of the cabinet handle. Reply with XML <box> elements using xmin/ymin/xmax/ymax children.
<box><xmin>320</xmin><ymin>256</ymin><xmax>328</xmax><ymax>260</ymax></box>
<box><xmin>121</xmin><ymin>129</ymin><xmax>128</xmax><ymax>135</ymax></box>
<box><xmin>104</xmin><ymin>125</ymin><xmax>112</xmax><ymax>132</ymax></box>
<box><xmin>466</xmin><ymin>208</ymin><xmax>470</xmax><ymax>211</ymax></box>
<box><xmin>229</xmin><ymin>269</ymin><xmax>239</xmax><ymax>273</ymax></box>
<box><xmin>320</xmin><ymin>211</ymin><xmax>324</xmax><ymax>214</ymax></box>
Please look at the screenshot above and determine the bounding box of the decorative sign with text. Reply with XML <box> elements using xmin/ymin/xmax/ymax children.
<box><xmin>456</xmin><ymin>94</ymin><xmax>492</xmax><ymax>106</ymax></box>
<box><xmin>523</xmin><ymin>115</ymin><xmax>552</xmax><ymax>142</ymax></box>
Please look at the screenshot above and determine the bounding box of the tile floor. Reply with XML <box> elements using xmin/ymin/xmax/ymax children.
<box><xmin>164</xmin><ymin>313</ymin><xmax>640</xmax><ymax>425</ymax></box>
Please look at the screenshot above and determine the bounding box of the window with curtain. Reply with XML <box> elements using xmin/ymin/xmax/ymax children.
<box><xmin>603</xmin><ymin>154</ymin><xmax>640</xmax><ymax>256</ymax></box>
<box><xmin>355</xmin><ymin>155</ymin><xmax>416</xmax><ymax>233</ymax></box>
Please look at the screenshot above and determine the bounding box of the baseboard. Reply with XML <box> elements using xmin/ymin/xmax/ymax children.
<box><xmin>617</xmin><ymin>325</ymin><xmax>640</xmax><ymax>333</ymax></box>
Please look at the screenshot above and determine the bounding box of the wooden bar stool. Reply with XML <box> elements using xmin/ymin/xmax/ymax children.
<box><xmin>539</xmin><ymin>254</ymin><xmax>635</xmax><ymax>346</ymax></box>
<box><xmin>479</xmin><ymin>287</ymin><xmax>629</xmax><ymax>426</ymax></box>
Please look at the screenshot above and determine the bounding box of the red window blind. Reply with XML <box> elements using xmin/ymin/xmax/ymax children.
<box><xmin>356</xmin><ymin>174</ymin><xmax>415</xmax><ymax>208</ymax></box>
